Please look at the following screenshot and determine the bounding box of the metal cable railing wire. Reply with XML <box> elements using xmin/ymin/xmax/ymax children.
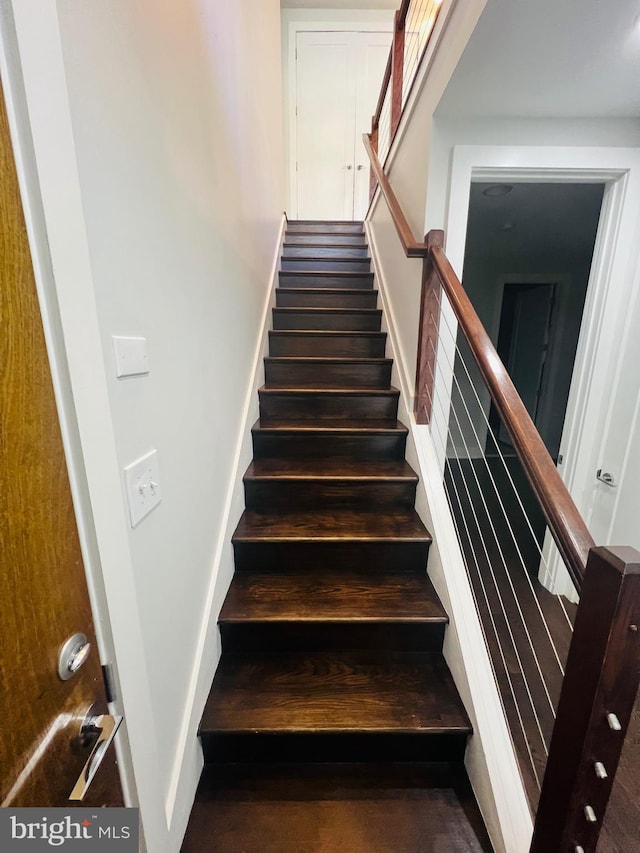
<box><xmin>424</xmin><ymin>348</ymin><xmax>546</xmax><ymax>789</ymax></box>
<box><xmin>420</xmin><ymin>291</ymin><xmax>583</xmax><ymax>788</ymax></box>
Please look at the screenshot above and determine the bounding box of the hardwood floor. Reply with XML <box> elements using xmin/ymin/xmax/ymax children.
<box><xmin>181</xmin><ymin>221</ymin><xmax>491</xmax><ymax>851</ymax></box>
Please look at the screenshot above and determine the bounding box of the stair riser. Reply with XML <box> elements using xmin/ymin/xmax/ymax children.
<box><xmin>272</xmin><ymin>310</ymin><xmax>381</xmax><ymax>332</ymax></box>
<box><xmin>281</xmin><ymin>259</ymin><xmax>371</xmax><ymax>273</ymax></box>
<box><xmin>200</xmin><ymin>732</ymin><xmax>468</xmax><ymax>765</ymax></box>
<box><xmin>279</xmin><ymin>272</ymin><xmax>374</xmax><ymax>289</ymax></box>
<box><xmin>220</xmin><ymin>622</ymin><xmax>445</xmax><ymax>653</ymax></box>
<box><xmin>276</xmin><ymin>290</ymin><xmax>377</xmax><ymax>308</ymax></box>
<box><xmin>264</xmin><ymin>361</ymin><xmax>391</xmax><ymax>389</ymax></box>
<box><xmin>285</xmin><ymin>234</ymin><xmax>367</xmax><ymax>246</ymax></box>
<box><xmin>232</xmin><ymin>541</ymin><xmax>430</xmax><ymax>572</ymax></box>
<box><xmin>286</xmin><ymin>222</ymin><xmax>364</xmax><ymax>234</ymax></box>
<box><xmin>251</xmin><ymin>432</ymin><xmax>407</xmax><ymax>461</ymax></box>
<box><xmin>269</xmin><ymin>332</ymin><xmax>386</xmax><ymax>358</ymax></box>
<box><xmin>258</xmin><ymin>391</ymin><xmax>398</xmax><ymax>420</ymax></box>
<box><xmin>283</xmin><ymin>245</ymin><xmax>370</xmax><ymax>258</ymax></box>
<box><xmin>244</xmin><ymin>480</ymin><xmax>417</xmax><ymax>510</ymax></box>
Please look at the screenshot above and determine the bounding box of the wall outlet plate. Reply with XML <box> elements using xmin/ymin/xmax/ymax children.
<box><xmin>124</xmin><ymin>449</ymin><xmax>161</xmax><ymax>527</ymax></box>
<box><xmin>113</xmin><ymin>335</ymin><xmax>149</xmax><ymax>378</ymax></box>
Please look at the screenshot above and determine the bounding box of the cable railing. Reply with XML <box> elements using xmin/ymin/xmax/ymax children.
<box><xmin>369</xmin><ymin>0</ymin><xmax>443</xmax><ymax>182</ymax></box>
<box><xmin>363</xmin><ymin>130</ymin><xmax>640</xmax><ymax>853</ymax></box>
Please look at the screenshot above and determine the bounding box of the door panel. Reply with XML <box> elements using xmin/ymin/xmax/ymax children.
<box><xmin>0</xmin><ymin>77</ymin><xmax>123</xmax><ymax>807</ymax></box>
<box><xmin>498</xmin><ymin>283</ymin><xmax>555</xmax><ymax>446</ymax></box>
<box><xmin>295</xmin><ymin>31</ymin><xmax>391</xmax><ymax>220</ymax></box>
<box><xmin>353</xmin><ymin>36</ymin><xmax>392</xmax><ymax>219</ymax></box>
<box><xmin>296</xmin><ymin>33</ymin><xmax>356</xmax><ymax>220</ymax></box>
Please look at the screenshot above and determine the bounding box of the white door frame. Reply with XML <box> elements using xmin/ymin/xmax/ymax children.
<box><xmin>441</xmin><ymin>144</ymin><xmax>640</xmax><ymax>596</ymax></box>
<box><xmin>287</xmin><ymin>20</ymin><xmax>392</xmax><ymax>218</ymax></box>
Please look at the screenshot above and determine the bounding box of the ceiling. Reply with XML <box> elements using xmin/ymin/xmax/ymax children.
<box><xmin>464</xmin><ymin>182</ymin><xmax>605</xmax><ymax>264</ymax></box>
<box><xmin>280</xmin><ymin>0</ymin><xmax>397</xmax><ymax>8</ymax></box>
<box><xmin>437</xmin><ymin>0</ymin><xmax>640</xmax><ymax>118</ymax></box>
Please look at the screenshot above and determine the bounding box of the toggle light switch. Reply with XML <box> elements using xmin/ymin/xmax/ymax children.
<box><xmin>124</xmin><ymin>449</ymin><xmax>162</xmax><ymax>527</ymax></box>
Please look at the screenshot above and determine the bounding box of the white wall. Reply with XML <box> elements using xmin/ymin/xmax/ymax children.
<box><xmin>7</xmin><ymin>1</ymin><xmax>284</xmax><ymax>850</ymax></box>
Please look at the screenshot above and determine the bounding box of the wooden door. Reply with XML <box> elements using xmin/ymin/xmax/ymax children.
<box><xmin>0</xmin><ymin>77</ymin><xmax>123</xmax><ymax>808</ymax></box>
<box><xmin>295</xmin><ymin>31</ymin><xmax>391</xmax><ymax>220</ymax></box>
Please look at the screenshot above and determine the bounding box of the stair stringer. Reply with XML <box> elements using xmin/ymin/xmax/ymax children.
<box><xmin>163</xmin><ymin>214</ymin><xmax>286</xmax><ymax>839</ymax></box>
<box><xmin>366</xmin><ymin>221</ymin><xmax>533</xmax><ymax>853</ymax></box>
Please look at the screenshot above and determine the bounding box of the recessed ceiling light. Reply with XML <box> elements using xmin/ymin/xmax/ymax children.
<box><xmin>482</xmin><ymin>184</ymin><xmax>513</xmax><ymax>198</ymax></box>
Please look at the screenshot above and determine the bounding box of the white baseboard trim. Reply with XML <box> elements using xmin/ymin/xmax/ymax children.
<box><xmin>163</xmin><ymin>214</ymin><xmax>287</xmax><ymax>848</ymax></box>
<box><xmin>366</xmin><ymin>222</ymin><xmax>533</xmax><ymax>853</ymax></box>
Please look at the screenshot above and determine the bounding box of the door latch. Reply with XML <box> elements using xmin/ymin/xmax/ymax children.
<box><xmin>596</xmin><ymin>469</ymin><xmax>616</xmax><ymax>487</ymax></box>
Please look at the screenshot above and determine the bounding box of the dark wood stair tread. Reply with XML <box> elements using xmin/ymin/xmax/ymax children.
<box><xmin>201</xmin><ymin>651</ymin><xmax>471</xmax><ymax>734</ymax></box>
<box><xmin>259</xmin><ymin>385</ymin><xmax>399</xmax><ymax>397</ymax></box>
<box><xmin>220</xmin><ymin>569</ymin><xmax>447</xmax><ymax>623</ymax></box>
<box><xmin>253</xmin><ymin>417</ymin><xmax>407</xmax><ymax>433</ymax></box>
<box><xmin>244</xmin><ymin>458</ymin><xmax>418</xmax><ymax>481</ymax></box>
<box><xmin>181</xmin><ymin>763</ymin><xmax>492</xmax><ymax>853</ymax></box>
<box><xmin>276</xmin><ymin>287</ymin><xmax>377</xmax><ymax>294</ymax></box>
<box><xmin>233</xmin><ymin>508</ymin><xmax>431</xmax><ymax>543</ymax></box>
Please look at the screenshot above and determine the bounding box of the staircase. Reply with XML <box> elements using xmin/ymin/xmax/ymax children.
<box><xmin>181</xmin><ymin>221</ymin><xmax>492</xmax><ymax>852</ymax></box>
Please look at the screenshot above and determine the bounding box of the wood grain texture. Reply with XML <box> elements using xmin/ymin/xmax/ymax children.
<box><xmin>220</xmin><ymin>569</ymin><xmax>447</xmax><ymax>623</ymax></box>
<box><xmin>281</xmin><ymin>257</ymin><xmax>372</xmax><ymax>272</ymax></box>
<box><xmin>181</xmin><ymin>763</ymin><xmax>493</xmax><ymax>853</ymax></box>
<box><xmin>275</xmin><ymin>287</ymin><xmax>378</xmax><ymax>308</ymax></box>
<box><xmin>531</xmin><ymin>547</ymin><xmax>640</xmax><ymax>853</ymax></box>
<box><xmin>0</xmin><ymin>79</ymin><xmax>121</xmax><ymax>806</ymax></box>
<box><xmin>272</xmin><ymin>307</ymin><xmax>382</xmax><ymax>332</ymax></box>
<box><xmin>258</xmin><ymin>386</ymin><xmax>400</xmax><ymax>420</ymax></box>
<box><xmin>232</xmin><ymin>508</ymin><xmax>431</xmax><ymax>544</ymax></box>
<box><xmin>264</xmin><ymin>357</ymin><xmax>391</xmax><ymax>389</ymax></box>
<box><xmin>391</xmin><ymin>9</ymin><xmax>405</xmax><ymax>137</ymax></box>
<box><xmin>414</xmin><ymin>232</ymin><xmax>444</xmax><ymax>424</ymax></box>
<box><xmin>251</xmin><ymin>417</ymin><xmax>408</xmax><ymax>461</ymax></box>
<box><xmin>283</xmin><ymin>244</ymin><xmax>370</xmax><ymax>258</ymax></box>
<box><xmin>202</xmin><ymin>651</ymin><xmax>470</xmax><ymax>734</ymax></box>
<box><xmin>285</xmin><ymin>233</ymin><xmax>368</xmax><ymax>246</ymax></box>
<box><xmin>279</xmin><ymin>270</ymin><xmax>374</xmax><ymax>289</ymax></box>
<box><xmin>268</xmin><ymin>330</ymin><xmax>387</xmax><ymax>358</ymax></box>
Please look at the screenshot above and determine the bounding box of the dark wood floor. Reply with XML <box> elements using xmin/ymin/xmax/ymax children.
<box><xmin>182</xmin><ymin>763</ymin><xmax>493</xmax><ymax>853</ymax></box>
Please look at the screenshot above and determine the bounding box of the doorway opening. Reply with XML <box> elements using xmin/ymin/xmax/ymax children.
<box><xmin>444</xmin><ymin>180</ymin><xmax>605</xmax><ymax>804</ymax></box>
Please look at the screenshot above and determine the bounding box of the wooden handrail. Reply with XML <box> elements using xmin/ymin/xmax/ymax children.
<box><xmin>363</xmin><ymin>133</ymin><xmax>427</xmax><ymax>257</ymax></box>
<box><xmin>372</xmin><ymin>50</ymin><xmax>393</xmax><ymax>130</ymax></box>
<box><xmin>363</xmin><ymin>132</ymin><xmax>595</xmax><ymax>588</ymax></box>
<box><xmin>398</xmin><ymin>0</ymin><xmax>412</xmax><ymax>28</ymax></box>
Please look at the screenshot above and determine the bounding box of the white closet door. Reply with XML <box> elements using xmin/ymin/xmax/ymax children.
<box><xmin>295</xmin><ymin>32</ymin><xmax>357</xmax><ymax>220</ymax></box>
<box><xmin>294</xmin><ymin>30</ymin><xmax>391</xmax><ymax>221</ymax></box>
<box><xmin>353</xmin><ymin>34</ymin><xmax>393</xmax><ymax>219</ymax></box>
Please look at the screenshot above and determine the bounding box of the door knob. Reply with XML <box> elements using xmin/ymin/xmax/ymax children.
<box><xmin>69</xmin><ymin>704</ymin><xmax>122</xmax><ymax>800</ymax></box>
<box><xmin>58</xmin><ymin>632</ymin><xmax>91</xmax><ymax>681</ymax></box>
<box><xmin>346</xmin><ymin>164</ymin><xmax>353</xmax><ymax>170</ymax></box>
<box><xmin>357</xmin><ymin>165</ymin><xmax>364</xmax><ymax>170</ymax></box>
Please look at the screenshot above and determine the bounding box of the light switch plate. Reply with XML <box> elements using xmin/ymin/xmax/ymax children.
<box><xmin>124</xmin><ymin>449</ymin><xmax>161</xmax><ymax>527</ymax></box>
<box><xmin>113</xmin><ymin>336</ymin><xmax>149</xmax><ymax>378</ymax></box>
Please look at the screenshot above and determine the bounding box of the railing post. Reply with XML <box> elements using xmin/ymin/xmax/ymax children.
<box><xmin>369</xmin><ymin>116</ymin><xmax>379</xmax><ymax>201</ymax></box>
<box><xmin>414</xmin><ymin>229</ymin><xmax>444</xmax><ymax>424</ymax></box>
<box><xmin>390</xmin><ymin>9</ymin><xmax>405</xmax><ymax>138</ymax></box>
<box><xmin>531</xmin><ymin>546</ymin><xmax>640</xmax><ymax>853</ymax></box>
